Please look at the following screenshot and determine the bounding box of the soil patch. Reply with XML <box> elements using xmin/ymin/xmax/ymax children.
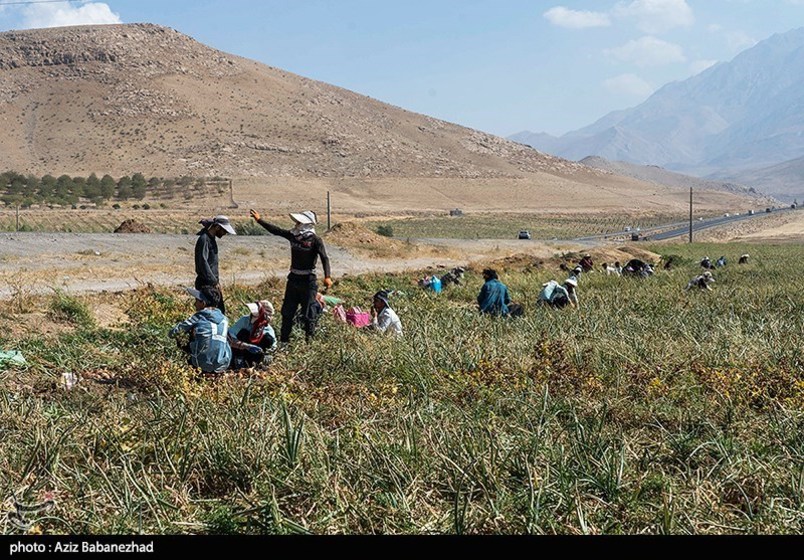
<box><xmin>92</xmin><ymin>303</ymin><xmax>130</xmax><ymax>329</ymax></box>
<box><xmin>114</xmin><ymin>220</ymin><xmax>152</xmax><ymax>234</ymax></box>
<box><xmin>3</xmin><ymin>312</ymin><xmax>76</xmax><ymax>340</ymax></box>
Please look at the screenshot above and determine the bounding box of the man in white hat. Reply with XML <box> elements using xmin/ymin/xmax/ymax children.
<box><xmin>249</xmin><ymin>208</ymin><xmax>332</xmax><ymax>343</ymax></box>
<box><xmin>194</xmin><ymin>215</ymin><xmax>236</xmax><ymax>314</ymax></box>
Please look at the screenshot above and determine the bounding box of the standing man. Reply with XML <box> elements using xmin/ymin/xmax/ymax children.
<box><xmin>195</xmin><ymin>215</ymin><xmax>236</xmax><ymax>314</ymax></box>
<box><xmin>249</xmin><ymin>209</ymin><xmax>332</xmax><ymax>343</ymax></box>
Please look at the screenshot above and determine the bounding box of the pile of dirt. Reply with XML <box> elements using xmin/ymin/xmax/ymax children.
<box><xmin>487</xmin><ymin>253</ymin><xmax>547</xmax><ymax>273</ymax></box>
<box><xmin>114</xmin><ymin>219</ymin><xmax>152</xmax><ymax>234</ymax></box>
<box><xmin>325</xmin><ymin>222</ymin><xmax>412</xmax><ymax>255</ymax></box>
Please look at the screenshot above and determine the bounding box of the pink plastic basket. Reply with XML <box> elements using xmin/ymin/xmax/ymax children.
<box><xmin>345</xmin><ymin>307</ymin><xmax>372</xmax><ymax>328</ymax></box>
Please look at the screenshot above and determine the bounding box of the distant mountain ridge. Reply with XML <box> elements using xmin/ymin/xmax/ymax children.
<box><xmin>509</xmin><ymin>27</ymin><xmax>804</xmax><ymax>200</ymax></box>
<box><xmin>578</xmin><ymin>156</ymin><xmax>771</xmax><ymax>201</ymax></box>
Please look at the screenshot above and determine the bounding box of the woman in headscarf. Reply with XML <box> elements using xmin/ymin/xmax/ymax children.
<box><xmin>249</xmin><ymin>209</ymin><xmax>332</xmax><ymax>343</ymax></box>
<box><xmin>228</xmin><ymin>300</ymin><xmax>277</xmax><ymax>369</ymax></box>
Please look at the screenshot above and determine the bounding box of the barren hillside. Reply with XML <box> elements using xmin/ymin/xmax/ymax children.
<box><xmin>0</xmin><ymin>23</ymin><xmax>588</xmax><ymax>179</ymax></box>
<box><xmin>0</xmin><ymin>23</ymin><xmax>761</xmax><ymax>215</ymax></box>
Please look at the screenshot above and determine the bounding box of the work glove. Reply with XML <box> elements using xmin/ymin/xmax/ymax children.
<box><xmin>323</xmin><ymin>277</ymin><xmax>333</xmax><ymax>289</ymax></box>
<box><xmin>249</xmin><ymin>209</ymin><xmax>261</xmax><ymax>221</ymax></box>
<box><xmin>245</xmin><ymin>344</ymin><xmax>264</xmax><ymax>358</ymax></box>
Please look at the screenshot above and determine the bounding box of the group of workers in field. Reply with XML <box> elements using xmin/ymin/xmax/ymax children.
<box><xmin>171</xmin><ymin>211</ymin><xmax>751</xmax><ymax>374</ymax></box>
<box><xmin>170</xmin><ymin>210</ymin><xmax>403</xmax><ymax>373</ymax></box>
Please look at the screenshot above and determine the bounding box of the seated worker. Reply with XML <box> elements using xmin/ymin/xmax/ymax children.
<box><xmin>440</xmin><ymin>267</ymin><xmax>466</xmax><ymax>288</ymax></box>
<box><xmin>686</xmin><ymin>271</ymin><xmax>715</xmax><ymax>291</ymax></box>
<box><xmin>716</xmin><ymin>256</ymin><xmax>727</xmax><ymax>267</ymax></box>
<box><xmin>422</xmin><ymin>274</ymin><xmax>442</xmax><ymax>294</ymax></box>
<box><xmin>229</xmin><ymin>300</ymin><xmax>277</xmax><ymax>369</ymax></box>
<box><xmin>477</xmin><ymin>268</ymin><xmax>511</xmax><ymax>316</ymax></box>
<box><xmin>623</xmin><ymin>259</ymin><xmax>653</xmax><ymax>278</ymax></box>
<box><xmin>579</xmin><ymin>254</ymin><xmax>594</xmax><ymax>273</ymax></box>
<box><xmin>169</xmin><ymin>286</ymin><xmax>231</xmax><ymax>374</ymax></box>
<box><xmin>367</xmin><ymin>290</ymin><xmax>403</xmax><ymax>337</ymax></box>
<box><xmin>538</xmin><ymin>278</ymin><xmax>578</xmax><ymax>309</ymax></box>
<box><xmin>739</xmin><ymin>254</ymin><xmax>750</xmax><ymax>264</ymax></box>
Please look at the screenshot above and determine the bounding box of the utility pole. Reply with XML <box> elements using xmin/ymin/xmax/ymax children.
<box><xmin>228</xmin><ymin>179</ymin><xmax>238</xmax><ymax>209</ymax></box>
<box><xmin>689</xmin><ymin>187</ymin><xmax>693</xmax><ymax>244</ymax></box>
<box><xmin>327</xmin><ymin>191</ymin><xmax>332</xmax><ymax>231</ymax></box>
<box><xmin>15</xmin><ymin>204</ymin><xmax>19</xmax><ymax>232</ymax></box>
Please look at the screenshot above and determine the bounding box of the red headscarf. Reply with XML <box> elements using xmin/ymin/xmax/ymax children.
<box><xmin>250</xmin><ymin>303</ymin><xmax>270</xmax><ymax>344</ymax></box>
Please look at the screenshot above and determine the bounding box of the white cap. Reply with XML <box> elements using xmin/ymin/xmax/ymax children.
<box><xmin>246</xmin><ymin>300</ymin><xmax>275</xmax><ymax>316</ymax></box>
<box><xmin>213</xmin><ymin>215</ymin><xmax>237</xmax><ymax>235</ymax></box>
<box><xmin>289</xmin><ymin>210</ymin><xmax>317</xmax><ymax>225</ymax></box>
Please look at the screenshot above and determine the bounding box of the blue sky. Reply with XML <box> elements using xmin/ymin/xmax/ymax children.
<box><xmin>2</xmin><ymin>1</ymin><xmax>804</xmax><ymax>136</ymax></box>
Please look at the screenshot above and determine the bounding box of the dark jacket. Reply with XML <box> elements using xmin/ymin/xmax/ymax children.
<box><xmin>195</xmin><ymin>229</ymin><xmax>218</xmax><ymax>287</ymax></box>
<box><xmin>257</xmin><ymin>219</ymin><xmax>331</xmax><ymax>277</ymax></box>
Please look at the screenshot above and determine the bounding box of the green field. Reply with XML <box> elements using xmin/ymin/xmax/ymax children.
<box><xmin>1</xmin><ymin>242</ymin><xmax>803</xmax><ymax>534</ymax></box>
<box><xmin>374</xmin><ymin>213</ymin><xmax>706</xmax><ymax>240</ymax></box>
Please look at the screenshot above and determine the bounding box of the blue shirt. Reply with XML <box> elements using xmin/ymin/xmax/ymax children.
<box><xmin>477</xmin><ymin>278</ymin><xmax>511</xmax><ymax>316</ymax></box>
<box><xmin>170</xmin><ymin>308</ymin><xmax>232</xmax><ymax>373</ymax></box>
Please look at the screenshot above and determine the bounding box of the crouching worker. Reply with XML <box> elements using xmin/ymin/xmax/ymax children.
<box><xmin>169</xmin><ymin>286</ymin><xmax>231</xmax><ymax>374</ymax></box>
<box><xmin>440</xmin><ymin>267</ymin><xmax>466</xmax><ymax>288</ymax></box>
<box><xmin>686</xmin><ymin>271</ymin><xmax>715</xmax><ymax>291</ymax></box>
<box><xmin>538</xmin><ymin>277</ymin><xmax>578</xmax><ymax>309</ymax></box>
<box><xmin>229</xmin><ymin>300</ymin><xmax>277</xmax><ymax>369</ymax></box>
<box><xmin>366</xmin><ymin>290</ymin><xmax>403</xmax><ymax>337</ymax></box>
<box><xmin>477</xmin><ymin>269</ymin><xmax>512</xmax><ymax>316</ymax></box>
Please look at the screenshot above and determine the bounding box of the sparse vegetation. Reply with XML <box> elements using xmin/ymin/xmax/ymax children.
<box><xmin>375</xmin><ymin>213</ymin><xmax>704</xmax><ymax>240</ymax></box>
<box><xmin>47</xmin><ymin>291</ymin><xmax>95</xmax><ymax>329</ymax></box>
<box><xmin>1</xmin><ymin>242</ymin><xmax>802</xmax><ymax>534</ymax></box>
<box><xmin>376</xmin><ymin>225</ymin><xmax>394</xmax><ymax>237</ymax></box>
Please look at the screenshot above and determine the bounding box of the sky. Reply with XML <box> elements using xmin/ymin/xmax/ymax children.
<box><xmin>1</xmin><ymin>0</ymin><xmax>804</xmax><ymax>136</ymax></box>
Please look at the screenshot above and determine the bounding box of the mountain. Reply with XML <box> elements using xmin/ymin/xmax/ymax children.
<box><xmin>721</xmin><ymin>156</ymin><xmax>804</xmax><ymax>202</ymax></box>
<box><xmin>0</xmin><ymin>23</ymin><xmax>767</xmax><ymax>215</ymax></box>
<box><xmin>579</xmin><ymin>156</ymin><xmax>772</xmax><ymax>201</ymax></box>
<box><xmin>0</xmin><ymin>23</ymin><xmax>592</xmax><ymax>180</ymax></box>
<box><xmin>509</xmin><ymin>27</ymin><xmax>804</xmax><ymax>193</ymax></box>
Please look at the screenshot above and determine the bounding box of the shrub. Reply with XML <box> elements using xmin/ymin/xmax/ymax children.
<box><xmin>48</xmin><ymin>291</ymin><xmax>95</xmax><ymax>328</ymax></box>
<box><xmin>234</xmin><ymin>221</ymin><xmax>267</xmax><ymax>236</ymax></box>
<box><xmin>376</xmin><ymin>225</ymin><xmax>394</xmax><ymax>237</ymax></box>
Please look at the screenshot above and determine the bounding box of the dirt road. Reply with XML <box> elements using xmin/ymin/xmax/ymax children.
<box><xmin>0</xmin><ymin>232</ymin><xmax>578</xmax><ymax>298</ymax></box>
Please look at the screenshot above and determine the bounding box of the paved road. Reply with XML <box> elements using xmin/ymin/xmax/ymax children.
<box><xmin>649</xmin><ymin>208</ymin><xmax>795</xmax><ymax>241</ymax></box>
<box><xmin>576</xmin><ymin>207</ymin><xmax>796</xmax><ymax>242</ymax></box>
